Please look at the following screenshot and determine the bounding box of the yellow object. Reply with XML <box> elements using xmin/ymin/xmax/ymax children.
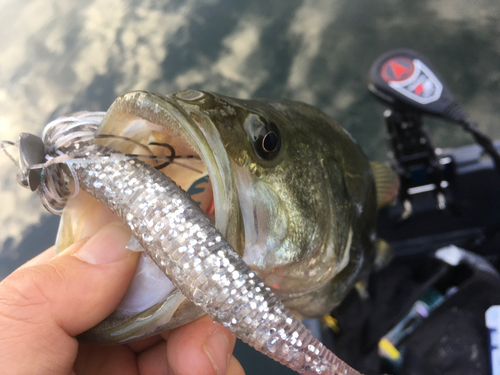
<box><xmin>378</xmin><ymin>338</ymin><xmax>401</xmax><ymax>360</ymax></box>
<box><xmin>321</xmin><ymin>315</ymin><xmax>340</xmax><ymax>333</ymax></box>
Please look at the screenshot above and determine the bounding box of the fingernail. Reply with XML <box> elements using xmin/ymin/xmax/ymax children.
<box><xmin>75</xmin><ymin>221</ymin><xmax>132</xmax><ymax>265</ymax></box>
<box><xmin>203</xmin><ymin>329</ymin><xmax>231</xmax><ymax>375</ymax></box>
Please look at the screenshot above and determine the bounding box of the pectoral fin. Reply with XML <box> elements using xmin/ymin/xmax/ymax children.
<box><xmin>370</xmin><ymin>161</ymin><xmax>400</xmax><ymax>209</ymax></box>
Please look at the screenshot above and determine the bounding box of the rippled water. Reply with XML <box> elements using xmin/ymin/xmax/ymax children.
<box><xmin>0</xmin><ymin>1</ymin><xmax>499</xmax><ymax>372</ymax></box>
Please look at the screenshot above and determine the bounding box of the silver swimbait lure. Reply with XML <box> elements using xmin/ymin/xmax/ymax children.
<box><xmin>3</xmin><ymin>112</ymin><xmax>362</xmax><ymax>375</ymax></box>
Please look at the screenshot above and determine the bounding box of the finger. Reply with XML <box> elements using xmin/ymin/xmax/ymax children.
<box><xmin>0</xmin><ymin>221</ymin><xmax>139</xmax><ymax>375</ymax></box>
<box><xmin>75</xmin><ymin>344</ymin><xmax>139</xmax><ymax>375</ymax></box>
<box><xmin>138</xmin><ymin>339</ymin><xmax>244</xmax><ymax>375</ymax></box>
<box><xmin>137</xmin><ymin>340</ymin><xmax>171</xmax><ymax>375</ymax></box>
<box><xmin>127</xmin><ymin>335</ymin><xmax>164</xmax><ymax>353</ymax></box>
<box><xmin>164</xmin><ymin>315</ymin><xmax>236</xmax><ymax>375</ymax></box>
<box><xmin>18</xmin><ymin>246</ymin><xmax>56</xmax><ymax>269</ymax></box>
<box><xmin>227</xmin><ymin>355</ymin><xmax>246</xmax><ymax>375</ymax></box>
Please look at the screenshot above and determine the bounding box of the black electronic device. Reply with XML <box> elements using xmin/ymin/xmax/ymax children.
<box><xmin>368</xmin><ymin>49</ymin><xmax>500</xmax><ymax>179</ymax></box>
<box><xmin>368</xmin><ymin>49</ymin><xmax>466</xmax><ymax>122</ymax></box>
<box><xmin>367</xmin><ymin>49</ymin><xmax>500</xmax><ymax>259</ymax></box>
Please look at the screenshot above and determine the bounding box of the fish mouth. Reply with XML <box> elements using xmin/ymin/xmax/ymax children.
<box><xmin>96</xmin><ymin>90</ymin><xmax>237</xmax><ymax>237</ymax></box>
<box><xmin>82</xmin><ymin>90</ymin><xmax>240</xmax><ymax>343</ymax></box>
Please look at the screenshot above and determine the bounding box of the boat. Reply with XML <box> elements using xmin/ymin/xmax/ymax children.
<box><xmin>318</xmin><ymin>49</ymin><xmax>500</xmax><ymax>375</ymax></box>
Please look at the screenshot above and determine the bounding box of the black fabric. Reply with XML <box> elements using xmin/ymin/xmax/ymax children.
<box><xmin>328</xmin><ymin>254</ymin><xmax>500</xmax><ymax>375</ymax></box>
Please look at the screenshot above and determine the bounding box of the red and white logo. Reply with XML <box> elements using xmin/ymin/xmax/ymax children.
<box><xmin>380</xmin><ymin>57</ymin><xmax>443</xmax><ymax>104</ymax></box>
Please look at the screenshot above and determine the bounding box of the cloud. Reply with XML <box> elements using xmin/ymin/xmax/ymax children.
<box><xmin>113</xmin><ymin>1</ymin><xmax>196</xmax><ymax>94</ymax></box>
<box><xmin>174</xmin><ymin>15</ymin><xmax>269</xmax><ymax>98</ymax></box>
<box><xmin>0</xmin><ymin>0</ymin><xmax>71</xmax><ymax>254</ymax></box>
<box><xmin>286</xmin><ymin>0</ymin><xmax>339</xmax><ymax>104</ymax></box>
<box><xmin>428</xmin><ymin>0</ymin><xmax>499</xmax><ymax>22</ymax></box>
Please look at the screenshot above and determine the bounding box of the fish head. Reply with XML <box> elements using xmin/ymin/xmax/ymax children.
<box><xmin>57</xmin><ymin>89</ymin><xmax>377</xmax><ymax>343</ymax></box>
<box><xmin>168</xmin><ymin>91</ymin><xmax>377</xmax><ymax>304</ymax></box>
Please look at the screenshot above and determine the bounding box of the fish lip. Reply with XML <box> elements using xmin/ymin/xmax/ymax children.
<box><xmin>97</xmin><ymin>90</ymin><xmax>237</xmax><ymax>241</ymax></box>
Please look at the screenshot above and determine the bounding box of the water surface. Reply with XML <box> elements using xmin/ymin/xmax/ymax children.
<box><xmin>1</xmin><ymin>1</ymin><xmax>499</xmax><ymax>373</ymax></box>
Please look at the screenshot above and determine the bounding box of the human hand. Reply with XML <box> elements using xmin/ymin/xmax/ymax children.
<box><xmin>0</xmin><ymin>221</ymin><xmax>245</xmax><ymax>375</ymax></box>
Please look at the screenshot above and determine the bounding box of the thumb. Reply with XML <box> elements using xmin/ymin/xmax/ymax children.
<box><xmin>0</xmin><ymin>221</ymin><xmax>139</xmax><ymax>375</ymax></box>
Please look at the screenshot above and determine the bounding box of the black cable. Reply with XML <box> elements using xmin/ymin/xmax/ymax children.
<box><xmin>460</xmin><ymin>119</ymin><xmax>500</xmax><ymax>177</ymax></box>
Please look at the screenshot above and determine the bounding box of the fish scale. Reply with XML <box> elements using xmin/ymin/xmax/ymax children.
<box><xmin>68</xmin><ymin>153</ymin><xmax>360</xmax><ymax>375</ymax></box>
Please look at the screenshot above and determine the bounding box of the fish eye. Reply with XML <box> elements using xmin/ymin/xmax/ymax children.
<box><xmin>262</xmin><ymin>132</ymin><xmax>278</xmax><ymax>152</ymax></box>
<box><xmin>254</xmin><ymin>121</ymin><xmax>281</xmax><ymax>160</ymax></box>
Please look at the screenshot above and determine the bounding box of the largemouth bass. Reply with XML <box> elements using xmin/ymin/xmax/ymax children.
<box><xmin>54</xmin><ymin>90</ymin><xmax>396</xmax><ymax>344</ymax></box>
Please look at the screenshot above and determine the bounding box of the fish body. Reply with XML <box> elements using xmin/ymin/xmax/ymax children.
<box><xmin>54</xmin><ymin>90</ymin><xmax>379</xmax><ymax>343</ymax></box>
<box><xmin>167</xmin><ymin>90</ymin><xmax>378</xmax><ymax>317</ymax></box>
